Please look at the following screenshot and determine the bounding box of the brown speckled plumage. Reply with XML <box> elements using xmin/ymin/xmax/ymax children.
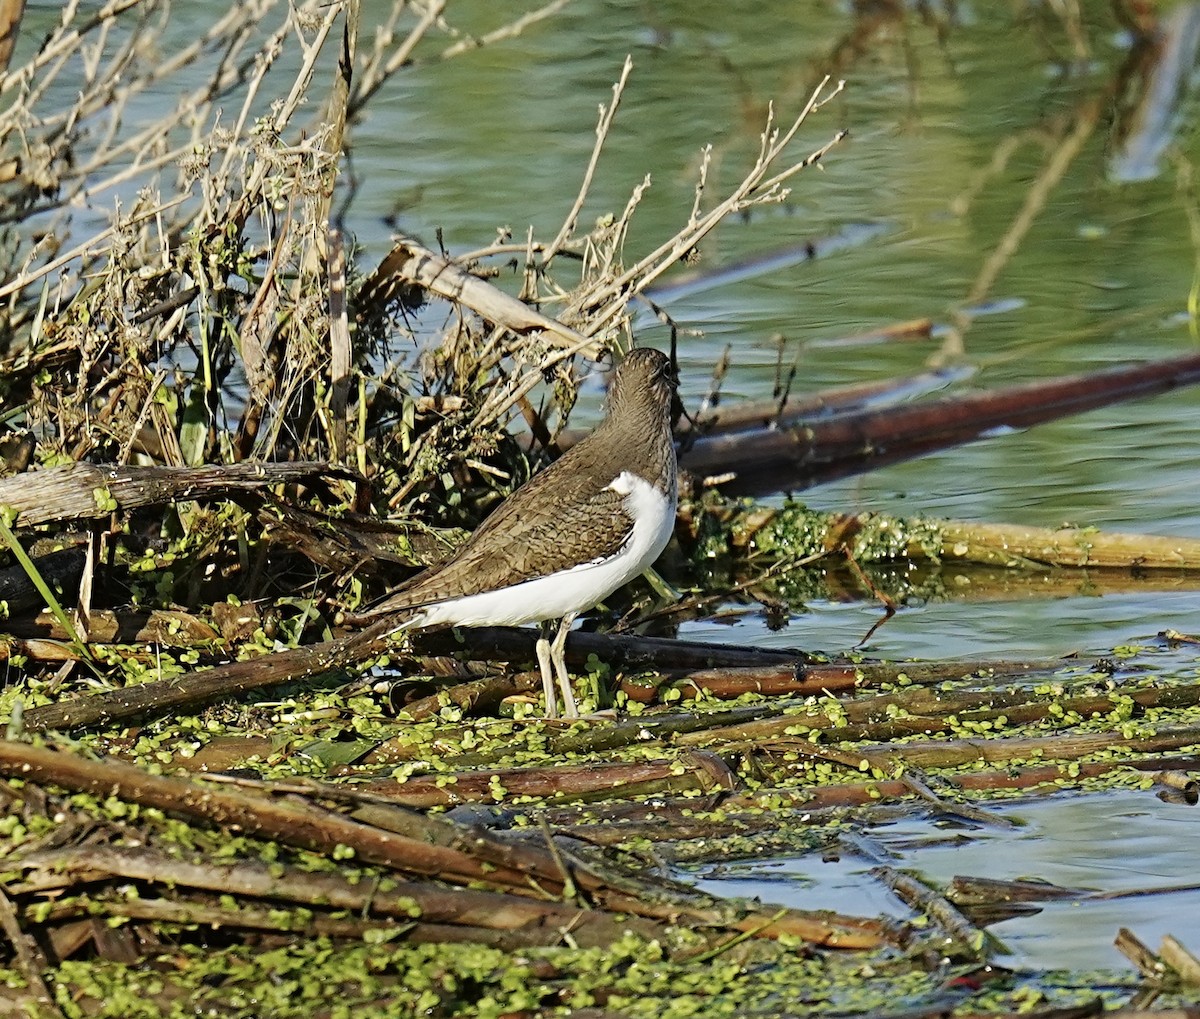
<box><xmin>371</xmin><ymin>347</ymin><xmax>677</xmax><ymax>614</ymax></box>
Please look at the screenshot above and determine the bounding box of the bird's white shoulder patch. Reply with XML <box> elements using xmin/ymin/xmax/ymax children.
<box><xmin>604</xmin><ymin>470</ymin><xmax>676</xmax><ymax>570</ymax></box>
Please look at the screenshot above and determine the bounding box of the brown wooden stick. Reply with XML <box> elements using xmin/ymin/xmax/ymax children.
<box><xmin>21</xmin><ymin>618</ymin><xmax>399</xmax><ymax>732</ymax></box>
<box><xmin>0</xmin><ymin>741</ymin><xmax>887</xmax><ymax>948</ymax></box>
<box><xmin>677</xmin><ymin>349</ymin><xmax>1200</xmax><ymax>496</ymax></box>
<box><xmin>339</xmin><ymin>757</ymin><xmax>733</xmax><ymax>808</ymax></box>
<box><xmin>14</xmin><ymin>845</ymin><xmax>668</xmax><ymax>950</ymax></box>
<box><xmin>952</xmin><ymin>875</ymin><xmax>1200</xmax><ymax>907</ymax></box>
<box><xmin>664</xmin><ymin>663</ymin><xmax>859</xmax><ymax>700</ymax></box>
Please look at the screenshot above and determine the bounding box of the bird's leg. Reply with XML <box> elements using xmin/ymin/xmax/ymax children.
<box><xmin>535</xmin><ymin>620</ymin><xmax>559</xmax><ymax>719</ymax></box>
<box><xmin>550</xmin><ymin>612</ymin><xmax>579</xmax><ymax>718</ymax></box>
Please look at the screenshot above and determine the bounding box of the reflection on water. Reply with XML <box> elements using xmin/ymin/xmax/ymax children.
<box><xmin>680</xmin><ymin>588</ymin><xmax>1200</xmax><ymax>662</ymax></box>
<box><xmin>691</xmin><ymin>790</ymin><xmax>1200</xmax><ymax>972</ymax></box>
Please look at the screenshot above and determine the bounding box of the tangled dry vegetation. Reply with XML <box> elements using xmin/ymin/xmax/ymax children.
<box><xmin>0</xmin><ymin>0</ymin><xmax>841</xmax><ymax>628</ymax></box>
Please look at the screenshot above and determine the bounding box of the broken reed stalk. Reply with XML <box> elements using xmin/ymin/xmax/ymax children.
<box><xmin>0</xmin><ymin>739</ymin><xmax>550</xmax><ymax>889</ymax></box>
<box><xmin>870</xmin><ymin>866</ymin><xmax>992</xmax><ymax>962</ymax></box>
<box><xmin>358</xmin><ymin>235</ymin><xmax>595</xmax><ymax>354</ymax></box>
<box><xmin>731</xmin><ymin>751</ymin><xmax>1200</xmax><ymax>813</ymax></box>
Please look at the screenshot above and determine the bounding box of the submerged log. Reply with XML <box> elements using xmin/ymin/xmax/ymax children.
<box><xmin>701</xmin><ymin>500</ymin><xmax>1200</xmax><ymax>573</ymax></box>
<box><xmin>670</xmin><ymin>350</ymin><xmax>1200</xmax><ymax>495</ymax></box>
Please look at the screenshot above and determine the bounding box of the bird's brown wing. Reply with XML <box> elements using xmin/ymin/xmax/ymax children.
<box><xmin>371</xmin><ymin>482</ymin><xmax>634</xmax><ymax>612</ymax></box>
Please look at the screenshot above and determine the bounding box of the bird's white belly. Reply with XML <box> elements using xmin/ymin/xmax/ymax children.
<box><xmin>404</xmin><ymin>471</ymin><xmax>676</xmax><ymax>629</ymax></box>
